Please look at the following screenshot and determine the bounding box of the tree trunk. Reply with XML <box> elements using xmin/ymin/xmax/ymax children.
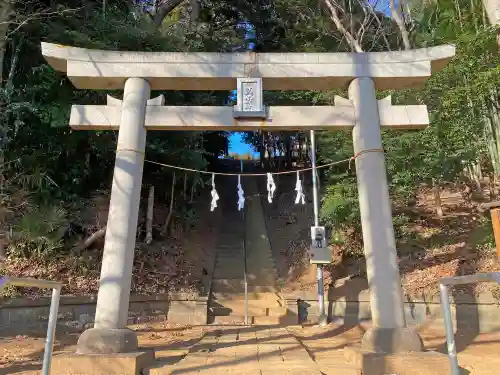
<box><xmin>482</xmin><ymin>0</ymin><xmax>500</xmax><ymax>46</ymax></box>
<box><xmin>189</xmin><ymin>0</ymin><xmax>199</xmax><ymax>28</ymax></box>
<box><xmin>473</xmin><ymin>162</ymin><xmax>482</xmax><ymax>192</ymax></box>
<box><xmin>183</xmin><ymin>173</ymin><xmax>187</xmax><ymax>201</ymax></box>
<box><xmin>145</xmin><ymin>185</ymin><xmax>154</xmax><ymax>244</ymax></box>
<box><xmin>489</xmin><ymin>174</ymin><xmax>497</xmax><ymax>199</ymax></box>
<box><xmin>432</xmin><ymin>179</ymin><xmax>443</xmax><ymax>217</ymax></box>
<box><xmin>72</xmin><ymin>226</ymin><xmax>107</xmax><ymax>253</ymax></box>
<box><xmin>483</xmin><ymin>0</ymin><xmax>500</xmax><ymax>27</ymax></box>
<box><xmin>389</xmin><ymin>0</ymin><xmax>411</xmax><ymax>50</ymax></box>
<box><xmin>190</xmin><ymin>179</ymin><xmax>196</xmax><ymax>203</ymax></box>
<box><xmin>0</xmin><ymin>0</ymin><xmax>13</xmax><ymax>87</ymax></box>
<box><xmin>161</xmin><ymin>172</ymin><xmax>176</xmax><ymax>235</ymax></box>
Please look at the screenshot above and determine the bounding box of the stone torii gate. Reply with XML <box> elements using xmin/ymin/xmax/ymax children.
<box><xmin>41</xmin><ymin>43</ymin><xmax>454</xmax><ymax>359</ymax></box>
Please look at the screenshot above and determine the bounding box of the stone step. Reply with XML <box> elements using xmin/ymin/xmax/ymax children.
<box><xmin>217</xmin><ymin>248</ymin><xmax>243</xmax><ymax>253</ymax></box>
<box><xmin>216</xmin><ymin>246</ymin><xmax>242</xmax><ymax>251</ymax></box>
<box><xmin>245</xmin><ymin>268</ymin><xmax>277</xmax><ymax>275</ymax></box>
<box><xmin>214</xmin><ymin>266</ymin><xmax>244</xmax><ymax>271</ymax></box>
<box><xmin>246</xmin><ymin>261</ymin><xmax>275</xmax><ymax>267</ymax></box>
<box><xmin>216</xmin><ymin>254</ymin><xmax>243</xmax><ymax>259</ymax></box>
<box><xmin>216</xmin><ymin>254</ymin><xmax>244</xmax><ymax>259</ymax></box>
<box><xmin>208</xmin><ymin>315</ymin><xmax>246</xmax><ymax>325</ymax></box>
<box><xmin>318</xmin><ymin>365</ymin><xmax>361</xmax><ymax>375</ymax></box>
<box><xmin>211</xmin><ymin>279</ymin><xmax>278</xmax><ymax>293</ymax></box>
<box><xmin>217</xmin><ymin>241</ymin><xmax>243</xmax><ymax>246</ymax></box>
<box><xmin>215</xmin><ymin>258</ymin><xmax>244</xmax><ymax>264</ymax></box>
<box><xmin>212</xmin><ymin>273</ymin><xmax>245</xmax><ymax>279</ymax></box>
<box><xmin>245</xmin><ymin>276</ymin><xmax>278</xmax><ymax>285</ymax></box>
<box><xmin>213</xmin><ymin>266</ymin><xmax>244</xmax><ymax>273</ymax></box>
<box><xmin>252</xmin><ymin>315</ymin><xmax>287</xmax><ymax>325</ymax></box>
<box><xmin>213</xmin><ymin>266</ymin><xmax>244</xmax><ymax>274</ymax></box>
<box><xmin>208</xmin><ymin>306</ymin><xmax>287</xmax><ymax>317</ymax></box>
<box><xmin>211</xmin><ymin>292</ymin><xmax>280</xmax><ymax>300</ymax></box>
<box><xmin>215</xmin><ymin>260</ymin><xmax>244</xmax><ymax>265</ymax></box>
<box><xmin>208</xmin><ymin>298</ymin><xmax>282</xmax><ymax>308</ymax></box>
<box><xmin>208</xmin><ymin>315</ymin><xmax>283</xmax><ymax>325</ymax></box>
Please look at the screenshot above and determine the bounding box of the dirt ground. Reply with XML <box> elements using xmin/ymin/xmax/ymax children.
<box><xmin>2</xmin><ymin>192</ymin><xmax>221</xmax><ymax>298</ymax></box>
<box><xmin>2</xmin><ymin>322</ymin><xmax>500</xmax><ymax>375</ymax></box>
<box><xmin>0</xmin><ymin>323</ymin><xmax>212</xmax><ymax>375</ymax></box>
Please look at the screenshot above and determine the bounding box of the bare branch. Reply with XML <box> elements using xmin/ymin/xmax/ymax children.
<box><xmin>0</xmin><ymin>6</ymin><xmax>83</xmax><ymax>40</ymax></box>
<box><xmin>389</xmin><ymin>0</ymin><xmax>411</xmax><ymax>49</ymax></box>
<box><xmin>323</xmin><ymin>0</ymin><xmax>364</xmax><ymax>52</ymax></box>
<box><xmin>365</xmin><ymin>3</ymin><xmax>393</xmax><ymax>51</ymax></box>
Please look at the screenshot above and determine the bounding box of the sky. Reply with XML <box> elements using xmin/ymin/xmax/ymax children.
<box><xmin>228</xmin><ymin>133</ymin><xmax>257</xmax><ymax>156</ymax></box>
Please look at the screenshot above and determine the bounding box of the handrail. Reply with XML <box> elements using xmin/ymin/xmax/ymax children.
<box><xmin>440</xmin><ymin>272</ymin><xmax>500</xmax><ymax>375</ymax></box>
<box><xmin>0</xmin><ymin>276</ymin><xmax>62</xmax><ymax>375</ymax></box>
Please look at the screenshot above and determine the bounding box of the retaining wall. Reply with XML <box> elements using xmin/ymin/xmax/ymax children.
<box><xmin>0</xmin><ymin>293</ymin><xmax>208</xmax><ymax>334</ymax></box>
<box><xmin>282</xmin><ymin>278</ymin><xmax>500</xmax><ymax>333</ymax></box>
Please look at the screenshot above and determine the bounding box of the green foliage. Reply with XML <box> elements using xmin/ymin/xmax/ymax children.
<box><xmin>0</xmin><ymin>2</ymin><xmax>237</xmax><ymax>259</ymax></box>
<box><xmin>9</xmin><ymin>205</ymin><xmax>68</xmax><ymax>259</ymax></box>
<box><xmin>0</xmin><ymin>0</ymin><xmax>498</xmax><ymax>264</ymax></box>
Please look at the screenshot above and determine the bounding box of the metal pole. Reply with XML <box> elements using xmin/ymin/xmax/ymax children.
<box><xmin>310</xmin><ymin>130</ymin><xmax>319</xmax><ymax>227</ymax></box>
<box><xmin>439</xmin><ymin>283</ymin><xmax>460</xmax><ymax>375</ymax></box>
<box><xmin>241</xmin><ymin>159</ymin><xmax>248</xmax><ymax>326</ymax></box>
<box><xmin>310</xmin><ymin>130</ymin><xmax>327</xmax><ymax>326</ymax></box>
<box><xmin>42</xmin><ymin>287</ymin><xmax>61</xmax><ymax>375</ymax></box>
<box><xmin>317</xmin><ymin>265</ymin><xmax>327</xmax><ymax>326</ymax></box>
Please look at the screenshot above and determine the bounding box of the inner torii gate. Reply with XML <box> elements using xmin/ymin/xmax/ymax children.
<box><xmin>41</xmin><ymin>43</ymin><xmax>455</xmax><ymax>357</ymax></box>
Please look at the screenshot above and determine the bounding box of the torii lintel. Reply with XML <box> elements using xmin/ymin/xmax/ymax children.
<box><xmin>69</xmin><ymin>94</ymin><xmax>429</xmax><ymax>131</ymax></box>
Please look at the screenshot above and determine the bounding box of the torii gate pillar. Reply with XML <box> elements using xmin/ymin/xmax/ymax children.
<box><xmin>349</xmin><ymin>77</ymin><xmax>422</xmax><ymax>352</ymax></box>
<box><xmin>77</xmin><ymin>78</ymin><xmax>151</xmax><ymax>353</ymax></box>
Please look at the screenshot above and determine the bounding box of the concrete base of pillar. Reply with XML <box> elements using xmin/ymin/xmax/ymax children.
<box><xmin>318</xmin><ymin>314</ymin><xmax>328</xmax><ymax>327</ymax></box>
<box><xmin>344</xmin><ymin>348</ymin><xmax>449</xmax><ymax>375</ymax></box>
<box><xmin>51</xmin><ymin>350</ymin><xmax>154</xmax><ymax>375</ymax></box>
<box><xmin>77</xmin><ymin>328</ymin><xmax>138</xmax><ymax>354</ymax></box>
<box><xmin>361</xmin><ymin>327</ymin><xmax>423</xmax><ymax>353</ymax></box>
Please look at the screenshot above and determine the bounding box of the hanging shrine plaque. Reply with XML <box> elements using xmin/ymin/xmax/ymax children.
<box><xmin>233</xmin><ymin>78</ymin><xmax>267</xmax><ymax>118</ymax></box>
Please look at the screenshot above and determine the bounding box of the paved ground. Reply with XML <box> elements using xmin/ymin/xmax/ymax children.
<box><xmin>4</xmin><ymin>322</ymin><xmax>500</xmax><ymax>374</ymax></box>
<box><xmin>291</xmin><ymin>323</ymin><xmax>500</xmax><ymax>375</ymax></box>
<box><xmin>150</xmin><ymin>326</ymin><xmax>323</xmax><ymax>375</ymax></box>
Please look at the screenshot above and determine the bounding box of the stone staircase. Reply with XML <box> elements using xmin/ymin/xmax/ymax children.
<box><xmin>208</xmin><ymin>172</ymin><xmax>290</xmax><ymax>325</ymax></box>
<box><xmin>208</xmin><ymin>293</ymin><xmax>289</xmax><ymax>325</ymax></box>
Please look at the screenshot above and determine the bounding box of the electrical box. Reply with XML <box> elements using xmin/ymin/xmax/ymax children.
<box><xmin>309</xmin><ymin>226</ymin><xmax>331</xmax><ymax>264</ymax></box>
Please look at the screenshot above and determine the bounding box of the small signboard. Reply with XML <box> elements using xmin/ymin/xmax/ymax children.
<box><xmin>309</xmin><ymin>226</ymin><xmax>332</xmax><ymax>264</ymax></box>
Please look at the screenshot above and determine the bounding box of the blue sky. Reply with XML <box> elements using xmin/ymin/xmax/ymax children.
<box><xmin>229</xmin><ymin>132</ymin><xmax>258</xmax><ymax>156</ymax></box>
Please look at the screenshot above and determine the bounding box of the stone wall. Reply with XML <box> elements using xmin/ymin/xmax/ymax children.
<box><xmin>0</xmin><ymin>293</ymin><xmax>208</xmax><ymax>334</ymax></box>
<box><xmin>282</xmin><ymin>279</ymin><xmax>500</xmax><ymax>333</ymax></box>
